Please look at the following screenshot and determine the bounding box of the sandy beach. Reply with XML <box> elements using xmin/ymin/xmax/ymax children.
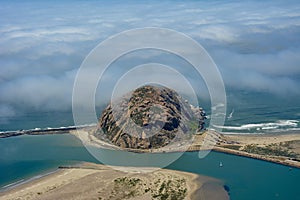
<box><xmin>0</xmin><ymin>162</ymin><xmax>228</xmax><ymax>200</ymax></box>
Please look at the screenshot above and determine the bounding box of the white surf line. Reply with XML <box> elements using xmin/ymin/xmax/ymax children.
<box><xmin>214</xmin><ymin>119</ymin><xmax>299</xmax><ymax>131</ymax></box>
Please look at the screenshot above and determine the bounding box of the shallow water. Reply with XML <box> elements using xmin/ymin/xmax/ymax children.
<box><xmin>0</xmin><ymin>134</ymin><xmax>300</xmax><ymax>200</ymax></box>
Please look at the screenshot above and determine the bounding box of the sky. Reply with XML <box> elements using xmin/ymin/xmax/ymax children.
<box><xmin>0</xmin><ymin>0</ymin><xmax>300</xmax><ymax>124</ymax></box>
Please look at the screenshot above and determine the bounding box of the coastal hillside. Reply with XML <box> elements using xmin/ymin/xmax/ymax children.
<box><xmin>96</xmin><ymin>85</ymin><xmax>206</xmax><ymax>149</ymax></box>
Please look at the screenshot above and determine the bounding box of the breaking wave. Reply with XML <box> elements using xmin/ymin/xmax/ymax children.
<box><xmin>213</xmin><ymin>120</ymin><xmax>299</xmax><ymax>132</ymax></box>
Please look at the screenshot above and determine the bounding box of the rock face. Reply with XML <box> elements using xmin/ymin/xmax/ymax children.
<box><xmin>95</xmin><ymin>85</ymin><xmax>205</xmax><ymax>149</ymax></box>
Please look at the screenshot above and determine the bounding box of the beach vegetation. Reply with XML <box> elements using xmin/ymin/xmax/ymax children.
<box><xmin>151</xmin><ymin>178</ymin><xmax>187</xmax><ymax>200</ymax></box>
<box><xmin>242</xmin><ymin>144</ymin><xmax>298</xmax><ymax>158</ymax></box>
<box><xmin>112</xmin><ymin>177</ymin><xmax>142</xmax><ymax>199</ymax></box>
<box><xmin>114</xmin><ymin>177</ymin><xmax>141</xmax><ymax>187</ymax></box>
<box><xmin>111</xmin><ymin>175</ymin><xmax>187</xmax><ymax>200</ymax></box>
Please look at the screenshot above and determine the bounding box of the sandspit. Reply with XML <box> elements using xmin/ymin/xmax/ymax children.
<box><xmin>0</xmin><ymin>162</ymin><xmax>228</xmax><ymax>200</ymax></box>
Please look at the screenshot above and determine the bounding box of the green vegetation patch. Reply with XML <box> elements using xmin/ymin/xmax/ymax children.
<box><xmin>242</xmin><ymin>144</ymin><xmax>298</xmax><ymax>158</ymax></box>
<box><xmin>109</xmin><ymin>176</ymin><xmax>187</xmax><ymax>200</ymax></box>
<box><xmin>114</xmin><ymin>177</ymin><xmax>141</xmax><ymax>187</ymax></box>
<box><xmin>112</xmin><ymin>177</ymin><xmax>142</xmax><ymax>199</ymax></box>
<box><xmin>151</xmin><ymin>178</ymin><xmax>187</xmax><ymax>200</ymax></box>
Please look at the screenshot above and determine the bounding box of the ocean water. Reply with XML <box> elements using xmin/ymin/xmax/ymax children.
<box><xmin>0</xmin><ymin>134</ymin><xmax>300</xmax><ymax>200</ymax></box>
<box><xmin>221</xmin><ymin>90</ymin><xmax>300</xmax><ymax>134</ymax></box>
<box><xmin>0</xmin><ymin>91</ymin><xmax>299</xmax><ymax>134</ymax></box>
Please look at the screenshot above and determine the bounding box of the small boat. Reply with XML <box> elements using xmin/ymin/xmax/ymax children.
<box><xmin>219</xmin><ymin>162</ymin><xmax>223</xmax><ymax>167</ymax></box>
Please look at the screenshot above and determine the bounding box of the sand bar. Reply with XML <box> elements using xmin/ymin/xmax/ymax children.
<box><xmin>0</xmin><ymin>162</ymin><xmax>228</xmax><ymax>200</ymax></box>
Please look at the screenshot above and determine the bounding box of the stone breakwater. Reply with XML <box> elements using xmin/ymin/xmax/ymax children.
<box><xmin>0</xmin><ymin>125</ymin><xmax>95</xmax><ymax>138</ymax></box>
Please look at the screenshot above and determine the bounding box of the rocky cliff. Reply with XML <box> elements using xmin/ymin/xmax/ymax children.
<box><xmin>95</xmin><ymin>85</ymin><xmax>205</xmax><ymax>149</ymax></box>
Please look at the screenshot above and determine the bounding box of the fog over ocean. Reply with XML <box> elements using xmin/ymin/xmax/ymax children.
<box><xmin>1</xmin><ymin>2</ymin><xmax>300</xmax><ymax>200</ymax></box>
<box><xmin>1</xmin><ymin>1</ymin><xmax>299</xmax><ymax>132</ymax></box>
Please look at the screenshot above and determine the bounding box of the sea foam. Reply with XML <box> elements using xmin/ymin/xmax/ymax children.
<box><xmin>213</xmin><ymin>120</ymin><xmax>299</xmax><ymax>132</ymax></box>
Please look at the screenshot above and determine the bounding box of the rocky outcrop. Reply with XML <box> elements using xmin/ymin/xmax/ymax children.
<box><xmin>95</xmin><ymin>85</ymin><xmax>206</xmax><ymax>149</ymax></box>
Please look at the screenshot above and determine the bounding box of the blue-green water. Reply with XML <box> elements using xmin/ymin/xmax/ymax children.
<box><xmin>1</xmin><ymin>134</ymin><xmax>300</xmax><ymax>200</ymax></box>
<box><xmin>1</xmin><ymin>92</ymin><xmax>299</xmax><ymax>133</ymax></box>
<box><xmin>0</xmin><ymin>134</ymin><xmax>98</xmax><ymax>189</ymax></box>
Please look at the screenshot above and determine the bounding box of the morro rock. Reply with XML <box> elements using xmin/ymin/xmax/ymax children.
<box><xmin>95</xmin><ymin>85</ymin><xmax>205</xmax><ymax>149</ymax></box>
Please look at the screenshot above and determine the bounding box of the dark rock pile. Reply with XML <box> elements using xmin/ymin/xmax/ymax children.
<box><xmin>95</xmin><ymin>85</ymin><xmax>205</xmax><ymax>149</ymax></box>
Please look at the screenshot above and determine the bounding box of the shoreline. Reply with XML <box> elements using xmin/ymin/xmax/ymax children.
<box><xmin>0</xmin><ymin>162</ymin><xmax>85</xmax><ymax>193</ymax></box>
<box><xmin>1</xmin><ymin>126</ymin><xmax>300</xmax><ymax>169</ymax></box>
<box><xmin>0</xmin><ymin>162</ymin><xmax>229</xmax><ymax>200</ymax></box>
<box><xmin>70</xmin><ymin>128</ymin><xmax>300</xmax><ymax>169</ymax></box>
<box><xmin>0</xmin><ymin>169</ymin><xmax>61</xmax><ymax>193</ymax></box>
<box><xmin>1</xmin><ymin>128</ymin><xmax>298</xmax><ymax>199</ymax></box>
